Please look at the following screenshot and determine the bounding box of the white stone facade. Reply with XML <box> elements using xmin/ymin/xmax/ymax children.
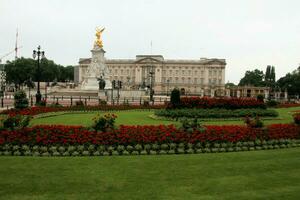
<box><xmin>75</xmin><ymin>55</ymin><xmax>226</xmax><ymax>96</ymax></box>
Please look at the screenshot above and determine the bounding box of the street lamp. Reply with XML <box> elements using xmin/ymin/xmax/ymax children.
<box><xmin>32</xmin><ymin>45</ymin><xmax>45</xmax><ymax>104</ymax></box>
<box><xmin>166</xmin><ymin>79</ymin><xmax>170</xmax><ymax>96</ymax></box>
<box><xmin>149</xmin><ymin>67</ymin><xmax>154</xmax><ymax>102</ymax></box>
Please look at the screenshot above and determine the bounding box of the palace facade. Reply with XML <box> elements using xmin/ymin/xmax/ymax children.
<box><xmin>74</xmin><ymin>55</ymin><xmax>226</xmax><ymax>96</ymax></box>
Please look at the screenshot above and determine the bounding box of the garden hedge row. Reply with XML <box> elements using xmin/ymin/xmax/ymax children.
<box><xmin>155</xmin><ymin>108</ymin><xmax>278</xmax><ymax>119</ymax></box>
<box><xmin>1</xmin><ymin>139</ymin><xmax>299</xmax><ymax>156</ymax></box>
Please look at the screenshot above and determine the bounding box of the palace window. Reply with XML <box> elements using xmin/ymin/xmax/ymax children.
<box><xmin>194</xmin><ymin>78</ymin><xmax>197</xmax><ymax>84</ymax></box>
<box><xmin>200</xmin><ymin>78</ymin><xmax>204</xmax><ymax>84</ymax></box>
<box><xmin>170</xmin><ymin>70</ymin><xmax>172</xmax><ymax>75</ymax></box>
<box><xmin>213</xmin><ymin>70</ymin><xmax>217</xmax><ymax>76</ymax></box>
<box><xmin>209</xmin><ymin>70</ymin><xmax>212</xmax><ymax>76</ymax></box>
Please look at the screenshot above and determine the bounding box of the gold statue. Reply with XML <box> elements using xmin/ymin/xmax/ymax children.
<box><xmin>94</xmin><ymin>27</ymin><xmax>105</xmax><ymax>48</ymax></box>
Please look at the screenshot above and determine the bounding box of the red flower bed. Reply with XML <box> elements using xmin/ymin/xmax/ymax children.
<box><xmin>179</xmin><ymin>97</ymin><xmax>266</xmax><ymax>109</ymax></box>
<box><xmin>293</xmin><ymin>113</ymin><xmax>300</xmax><ymax>125</ymax></box>
<box><xmin>1</xmin><ymin>124</ymin><xmax>299</xmax><ymax>146</ymax></box>
<box><xmin>1</xmin><ymin>105</ymin><xmax>166</xmax><ymax>116</ymax></box>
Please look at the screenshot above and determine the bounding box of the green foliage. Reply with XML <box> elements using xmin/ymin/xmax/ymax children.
<box><xmin>180</xmin><ymin>118</ymin><xmax>206</xmax><ymax>133</ymax></box>
<box><xmin>14</xmin><ymin>90</ymin><xmax>28</xmax><ymax>109</ymax></box>
<box><xmin>170</xmin><ymin>88</ymin><xmax>180</xmax><ymax>108</ymax></box>
<box><xmin>244</xmin><ymin>116</ymin><xmax>264</xmax><ymax>128</ymax></box>
<box><xmin>155</xmin><ymin>108</ymin><xmax>278</xmax><ymax>119</ymax></box>
<box><xmin>91</xmin><ymin>113</ymin><xmax>117</xmax><ymax>132</ymax></box>
<box><xmin>266</xmin><ymin>100</ymin><xmax>279</xmax><ymax>107</ymax></box>
<box><xmin>277</xmin><ymin>67</ymin><xmax>300</xmax><ymax>96</ymax></box>
<box><xmin>239</xmin><ymin>69</ymin><xmax>265</xmax><ymax>87</ymax></box>
<box><xmin>1</xmin><ymin>115</ymin><xmax>31</xmax><ymax>130</ymax></box>
<box><xmin>4</xmin><ymin>58</ymin><xmax>74</xmax><ymax>89</ymax></box>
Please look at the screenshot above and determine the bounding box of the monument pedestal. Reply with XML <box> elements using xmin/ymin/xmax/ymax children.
<box><xmin>82</xmin><ymin>77</ymin><xmax>99</xmax><ymax>90</ymax></box>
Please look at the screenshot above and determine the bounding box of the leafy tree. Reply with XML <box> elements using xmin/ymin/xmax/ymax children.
<box><xmin>14</xmin><ymin>90</ymin><xmax>29</xmax><ymax>109</ymax></box>
<box><xmin>239</xmin><ymin>69</ymin><xmax>265</xmax><ymax>87</ymax></box>
<box><xmin>170</xmin><ymin>88</ymin><xmax>181</xmax><ymax>108</ymax></box>
<box><xmin>265</xmin><ymin>65</ymin><xmax>276</xmax><ymax>89</ymax></box>
<box><xmin>277</xmin><ymin>67</ymin><xmax>300</xmax><ymax>96</ymax></box>
<box><xmin>5</xmin><ymin>57</ymin><xmax>35</xmax><ymax>89</ymax></box>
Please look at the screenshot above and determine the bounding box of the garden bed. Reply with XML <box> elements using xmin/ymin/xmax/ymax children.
<box><xmin>155</xmin><ymin>108</ymin><xmax>278</xmax><ymax>119</ymax></box>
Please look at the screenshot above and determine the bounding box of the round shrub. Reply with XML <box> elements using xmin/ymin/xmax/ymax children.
<box><xmin>177</xmin><ymin>148</ymin><xmax>185</xmax><ymax>154</ymax></box>
<box><xmin>227</xmin><ymin>147</ymin><xmax>234</xmax><ymax>152</ymax></box>
<box><xmin>241</xmin><ymin>146</ymin><xmax>248</xmax><ymax>151</ymax></box>
<box><xmin>151</xmin><ymin>144</ymin><xmax>160</xmax><ymax>151</ymax></box>
<box><xmin>211</xmin><ymin>148</ymin><xmax>218</xmax><ymax>153</ymax></box>
<box><xmin>249</xmin><ymin>147</ymin><xmax>255</xmax><ymax>151</ymax></box>
<box><xmin>103</xmin><ymin>151</ymin><xmax>110</xmax><ymax>156</ymax></box>
<box><xmin>52</xmin><ymin>151</ymin><xmax>60</xmax><ymax>156</ymax></box>
<box><xmin>144</xmin><ymin>144</ymin><xmax>151</xmax><ymax>151</ymax></box>
<box><xmin>58</xmin><ymin>146</ymin><xmax>65</xmax><ymax>153</ymax></box>
<box><xmin>195</xmin><ymin>143</ymin><xmax>202</xmax><ymax>149</ymax></box>
<box><xmin>122</xmin><ymin>150</ymin><xmax>130</xmax><ymax>155</ymax></box>
<box><xmin>195</xmin><ymin>149</ymin><xmax>203</xmax><ymax>154</ymax></box>
<box><xmin>280</xmin><ymin>144</ymin><xmax>287</xmax><ymax>148</ymax></box>
<box><xmin>170</xmin><ymin>143</ymin><xmax>177</xmax><ymax>150</ymax></box>
<box><xmin>42</xmin><ymin>152</ymin><xmax>50</xmax><ymax>157</ymax></box>
<box><xmin>168</xmin><ymin>149</ymin><xmax>176</xmax><ymax>154</ymax></box>
<box><xmin>255</xmin><ymin>146</ymin><xmax>262</xmax><ymax>150</ymax></box>
<box><xmin>219</xmin><ymin>148</ymin><xmax>226</xmax><ymax>152</ymax></box>
<box><xmin>24</xmin><ymin>150</ymin><xmax>32</xmax><ymax>156</ymax></box>
<box><xmin>149</xmin><ymin>150</ymin><xmax>157</xmax><ymax>155</ymax></box>
<box><xmin>77</xmin><ymin>145</ymin><xmax>85</xmax><ymax>152</ymax></box>
<box><xmin>248</xmin><ymin>141</ymin><xmax>255</xmax><ymax>147</ymax></box>
<box><xmin>186</xmin><ymin>148</ymin><xmax>194</xmax><ymax>154</ymax></box>
<box><xmin>62</xmin><ymin>152</ymin><xmax>70</xmax><ymax>156</ymax></box>
<box><xmin>21</xmin><ymin>145</ymin><xmax>29</xmax><ymax>151</ymax></box>
<box><xmin>205</xmin><ymin>143</ymin><xmax>211</xmax><ymax>148</ymax></box>
<box><xmin>131</xmin><ymin>151</ymin><xmax>139</xmax><ymax>155</ymax></box>
<box><xmin>234</xmin><ymin>147</ymin><xmax>242</xmax><ymax>152</ymax></box>
<box><xmin>117</xmin><ymin>145</ymin><xmax>125</xmax><ymax>152</ymax></box>
<box><xmin>267</xmin><ymin>145</ymin><xmax>274</xmax><ymax>149</ymax></box>
<box><xmin>160</xmin><ymin>144</ymin><xmax>169</xmax><ymax>151</ymax></box>
<box><xmin>221</xmin><ymin>143</ymin><xmax>227</xmax><ymax>148</ymax></box>
<box><xmin>178</xmin><ymin>143</ymin><xmax>185</xmax><ymax>149</ymax></box>
<box><xmin>88</xmin><ymin>145</ymin><xmax>95</xmax><ymax>152</ymax></box>
<box><xmin>126</xmin><ymin>145</ymin><xmax>134</xmax><ymax>152</ymax></box>
<box><xmin>13</xmin><ymin>151</ymin><xmax>21</xmax><ymax>156</ymax></box>
<box><xmin>49</xmin><ymin>146</ymin><xmax>57</xmax><ymax>153</ymax></box>
<box><xmin>107</xmin><ymin>146</ymin><xmax>114</xmax><ymax>153</ymax></box>
<box><xmin>112</xmin><ymin>150</ymin><xmax>119</xmax><ymax>156</ymax></box>
<box><xmin>140</xmin><ymin>150</ymin><xmax>148</xmax><ymax>155</ymax></box>
<box><xmin>32</xmin><ymin>145</ymin><xmax>39</xmax><ymax>152</ymax></box>
<box><xmin>40</xmin><ymin>146</ymin><xmax>48</xmax><ymax>153</ymax></box>
<box><xmin>12</xmin><ymin>145</ymin><xmax>20</xmax><ymax>151</ymax></box>
<box><xmin>159</xmin><ymin>150</ymin><xmax>167</xmax><ymax>155</ymax></box>
<box><xmin>67</xmin><ymin>146</ymin><xmax>75</xmax><ymax>153</ymax></box>
<box><xmin>82</xmin><ymin>151</ymin><xmax>90</xmax><ymax>156</ymax></box>
<box><xmin>204</xmin><ymin>148</ymin><xmax>211</xmax><ymax>153</ymax></box>
<box><xmin>134</xmin><ymin>144</ymin><xmax>143</xmax><ymax>152</ymax></box>
<box><xmin>14</xmin><ymin>90</ymin><xmax>29</xmax><ymax>109</ymax></box>
<box><xmin>273</xmin><ymin>145</ymin><xmax>280</xmax><ymax>149</ymax></box>
<box><xmin>262</xmin><ymin>145</ymin><xmax>268</xmax><ymax>150</ymax></box>
<box><xmin>71</xmin><ymin>151</ymin><xmax>80</xmax><ymax>156</ymax></box>
<box><xmin>3</xmin><ymin>144</ymin><xmax>11</xmax><ymax>151</ymax></box>
<box><xmin>97</xmin><ymin>145</ymin><xmax>106</xmax><ymax>152</ymax></box>
<box><xmin>236</xmin><ymin>142</ymin><xmax>242</xmax><ymax>147</ymax></box>
<box><xmin>33</xmin><ymin>151</ymin><xmax>41</xmax><ymax>156</ymax></box>
<box><xmin>93</xmin><ymin>151</ymin><xmax>101</xmax><ymax>156</ymax></box>
<box><xmin>187</xmin><ymin>143</ymin><xmax>193</xmax><ymax>149</ymax></box>
<box><xmin>3</xmin><ymin>151</ymin><xmax>11</xmax><ymax>156</ymax></box>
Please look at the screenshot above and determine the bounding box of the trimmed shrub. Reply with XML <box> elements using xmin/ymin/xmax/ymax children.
<box><xmin>14</xmin><ymin>90</ymin><xmax>29</xmax><ymax>109</ymax></box>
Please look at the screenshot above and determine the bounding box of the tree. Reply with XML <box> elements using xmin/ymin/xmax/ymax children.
<box><xmin>14</xmin><ymin>90</ymin><xmax>29</xmax><ymax>109</ymax></box>
<box><xmin>170</xmin><ymin>88</ymin><xmax>181</xmax><ymax>108</ymax></box>
<box><xmin>265</xmin><ymin>65</ymin><xmax>276</xmax><ymax>89</ymax></box>
<box><xmin>277</xmin><ymin>67</ymin><xmax>300</xmax><ymax>96</ymax></box>
<box><xmin>4</xmin><ymin>57</ymin><xmax>35</xmax><ymax>89</ymax></box>
<box><xmin>239</xmin><ymin>69</ymin><xmax>265</xmax><ymax>87</ymax></box>
<box><xmin>4</xmin><ymin>57</ymin><xmax>74</xmax><ymax>89</ymax></box>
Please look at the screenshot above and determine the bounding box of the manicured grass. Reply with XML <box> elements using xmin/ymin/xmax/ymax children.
<box><xmin>0</xmin><ymin>148</ymin><xmax>300</xmax><ymax>200</ymax></box>
<box><xmin>30</xmin><ymin>107</ymin><xmax>300</xmax><ymax>126</ymax></box>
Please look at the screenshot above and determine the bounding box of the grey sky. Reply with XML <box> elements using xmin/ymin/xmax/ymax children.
<box><xmin>0</xmin><ymin>0</ymin><xmax>299</xmax><ymax>83</ymax></box>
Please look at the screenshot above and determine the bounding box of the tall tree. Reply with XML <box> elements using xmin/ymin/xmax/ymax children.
<box><xmin>238</xmin><ymin>69</ymin><xmax>265</xmax><ymax>87</ymax></box>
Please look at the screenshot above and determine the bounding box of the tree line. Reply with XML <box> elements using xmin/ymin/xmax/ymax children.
<box><xmin>237</xmin><ymin>65</ymin><xmax>300</xmax><ymax>96</ymax></box>
<box><xmin>4</xmin><ymin>57</ymin><xmax>74</xmax><ymax>89</ymax></box>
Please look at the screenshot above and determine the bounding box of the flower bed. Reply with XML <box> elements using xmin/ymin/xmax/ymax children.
<box><xmin>177</xmin><ymin>97</ymin><xmax>266</xmax><ymax>109</ymax></box>
<box><xmin>1</xmin><ymin>105</ymin><xmax>166</xmax><ymax>116</ymax></box>
<box><xmin>1</xmin><ymin>124</ymin><xmax>299</xmax><ymax>146</ymax></box>
<box><xmin>155</xmin><ymin>108</ymin><xmax>278</xmax><ymax>119</ymax></box>
<box><xmin>1</xmin><ymin>124</ymin><xmax>299</xmax><ymax>156</ymax></box>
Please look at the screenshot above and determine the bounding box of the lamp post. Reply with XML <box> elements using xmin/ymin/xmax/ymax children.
<box><xmin>166</xmin><ymin>79</ymin><xmax>170</xmax><ymax>96</ymax></box>
<box><xmin>32</xmin><ymin>45</ymin><xmax>45</xmax><ymax>104</ymax></box>
<box><xmin>149</xmin><ymin>66</ymin><xmax>154</xmax><ymax>102</ymax></box>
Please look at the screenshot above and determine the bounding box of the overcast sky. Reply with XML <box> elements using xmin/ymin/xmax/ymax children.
<box><xmin>0</xmin><ymin>0</ymin><xmax>300</xmax><ymax>83</ymax></box>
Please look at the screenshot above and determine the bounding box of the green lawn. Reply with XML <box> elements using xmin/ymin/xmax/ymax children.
<box><xmin>0</xmin><ymin>148</ymin><xmax>300</xmax><ymax>200</ymax></box>
<box><xmin>30</xmin><ymin>106</ymin><xmax>300</xmax><ymax>126</ymax></box>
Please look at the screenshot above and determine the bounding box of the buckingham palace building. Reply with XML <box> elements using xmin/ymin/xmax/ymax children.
<box><xmin>74</xmin><ymin>55</ymin><xmax>226</xmax><ymax>96</ymax></box>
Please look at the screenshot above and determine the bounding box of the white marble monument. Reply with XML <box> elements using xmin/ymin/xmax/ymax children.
<box><xmin>81</xmin><ymin>27</ymin><xmax>112</xmax><ymax>90</ymax></box>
